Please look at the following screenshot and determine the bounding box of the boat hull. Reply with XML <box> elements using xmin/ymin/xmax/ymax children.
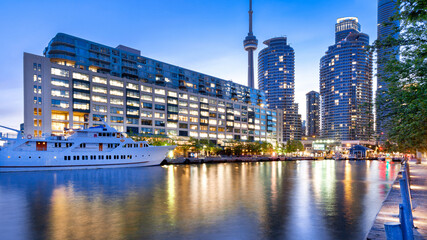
<box><xmin>0</xmin><ymin>146</ymin><xmax>174</xmax><ymax>172</ymax></box>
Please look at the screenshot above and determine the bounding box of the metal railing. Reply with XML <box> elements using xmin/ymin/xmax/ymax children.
<box><xmin>384</xmin><ymin>160</ymin><xmax>414</xmax><ymax>240</ymax></box>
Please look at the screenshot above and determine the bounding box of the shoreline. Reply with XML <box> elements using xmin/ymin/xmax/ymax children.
<box><xmin>366</xmin><ymin>160</ymin><xmax>427</xmax><ymax>239</ymax></box>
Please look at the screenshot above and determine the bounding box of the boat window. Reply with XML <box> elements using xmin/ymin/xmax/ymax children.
<box><xmin>80</xmin><ymin>143</ymin><xmax>86</xmax><ymax>148</ymax></box>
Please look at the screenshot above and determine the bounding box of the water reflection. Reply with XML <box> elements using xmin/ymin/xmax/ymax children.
<box><xmin>0</xmin><ymin>161</ymin><xmax>399</xmax><ymax>240</ymax></box>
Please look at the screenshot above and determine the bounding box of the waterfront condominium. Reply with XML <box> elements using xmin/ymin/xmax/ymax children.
<box><xmin>306</xmin><ymin>91</ymin><xmax>320</xmax><ymax>137</ymax></box>
<box><xmin>258</xmin><ymin>37</ymin><xmax>301</xmax><ymax>141</ymax></box>
<box><xmin>319</xmin><ymin>18</ymin><xmax>373</xmax><ymax>141</ymax></box>
<box><xmin>376</xmin><ymin>0</ymin><xmax>399</xmax><ymax>140</ymax></box>
<box><xmin>24</xmin><ymin>33</ymin><xmax>283</xmax><ymax>146</ymax></box>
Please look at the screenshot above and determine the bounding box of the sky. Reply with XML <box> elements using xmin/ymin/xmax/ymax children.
<box><xmin>0</xmin><ymin>0</ymin><xmax>378</xmax><ymax>129</ymax></box>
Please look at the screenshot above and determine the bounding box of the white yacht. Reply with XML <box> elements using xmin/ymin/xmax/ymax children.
<box><xmin>0</xmin><ymin>124</ymin><xmax>175</xmax><ymax>172</ymax></box>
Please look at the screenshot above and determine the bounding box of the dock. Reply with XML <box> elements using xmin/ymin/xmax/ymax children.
<box><xmin>366</xmin><ymin>160</ymin><xmax>427</xmax><ymax>239</ymax></box>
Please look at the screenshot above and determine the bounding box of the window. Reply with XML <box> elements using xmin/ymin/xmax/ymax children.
<box><xmin>168</xmin><ymin>114</ymin><xmax>178</xmax><ymax>121</ymax></box>
<box><xmin>189</xmin><ymin>95</ymin><xmax>198</xmax><ymax>101</ymax></box>
<box><xmin>200</xmin><ymin>111</ymin><xmax>209</xmax><ymax>117</ymax></box>
<box><xmin>111</xmin><ymin>116</ymin><xmax>124</xmax><ymax>123</ymax></box>
<box><xmin>189</xmin><ymin>117</ymin><xmax>198</xmax><ymax>123</ymax></box>
<box><xmin>127</xmin><ymin>99</ymin><xmax>139</xmax><ymax>107</ymax></box>
<box><xmin>168</xmin><ymin>105</ymin><xmax>178</xmax><ymax>113</ymax></box>
<box><xmin>93</xmin><ymin>114</ymin><xmax>106</xmax><ymax>121</ymax></box>
<box><xmin>155</xmin><ymin>120</ymin><xmax>165</xmax><ymax>127</ymax></box>
<box><xmin>168</xmin><ymin>91</ymin><xmax>177</xmax><ymax>97</ymax></box>
<box><xmin>92</xmin><ymin>76</ymin><xmax>107</xmax><ymax>84</ymax></box>
<box><xmin>73</xmin><ymin>81</ymin><xmax>89</xmax><ymax>90</ymax></box>
<box><xmin>167</xmin><ymin>122</ymin><xmax>177</xmax><ymax>128</ymax></box>
<box><xmin>141</xmin><ymin>94</ymin><xmax>152</xmax><ymax>101</ymax></box>
<box><xmin>72</xmin><ymin>72</ymin><xmax>89</xmax><ymax>81</ymax></box>
<box><xmin>200</xmin><ymin>97</ymin><xmax>208</xmax><ymax>103</ymax></box>
<box><xmin>110</xmin><ymin>89</ymin><xmax>124</xmax><ymax>96</ymax></box>
<box><xmin>51</xmin><ymin>100</ymin><xmax>69</xmax><ymax>108</ymax></box>
<box><xmin>93</xmin><ymin>105</ymin><xmax>107</xmax><ymax>112</ymax></box>
<box><xmin>73</xmin><ymin>91</ymin><xmax>90</xmax><ymax>100</ymax></box>
<box><xmin>141</xmin><ymin>128</ymin><xmax>153</xmax><ymax>134</ymax></box>
<box><xmin>143</xmin><ymin>102</ymin><xmax>153</xmax><ymax>109</ymax></box>
<box><xmin>110</xmin><ymin>79</ymin><xmax>124</xmax><ymax>87</ymax></box>
<box><xmin>110</xmin><ymin>107</ymin><xmax>124</xmax><ymax>114</ymax></box>
<box><xmin>189</xmin><ymin>103</ymin><xmax>198</xmax><ymax>109</ymax></box>
<box><xmin>141</xmin><ymin>86</ymin><xmax>152</xmax><ymax>93</ymax></box>
<box><xmin>178</xmin><ymin>115</ymin><xmax>188</xmax><ymax>121</ymax></box>
<box><xmin>179</xmin><ymin>108</ymin><xmax>188</xmax><ymax>114</ymax></box>
<box><xmin>127</xmin><ymin>108</ymin><xmax>139</xmax><ymax>116</ymax></box>
<box><xmin>154</xmin><ymin>112</ymin><xmax>165</xmax><ymax>119</ymax></box>
<box><xmin>126</xmin><ymin>82</ymin><xmax>139</xmax><ymax>90</ymax></box>
<box><xmin>179</xmin><ymin>123</ymin><xmax>188</xmax><ymax>129</ymax></box>
<box><xmin>155</xmin><ymin>104</ymin><xmax>165</xmax><ymax>111</ymax></box>
<box><xmin>127</xmin><ymin>117</ymin><xmax>138</xmax><ymax>124</ymax></box>
<box><xmin>167</xmin><ymin>98</ymin><xmax>178</xmax><ymax>105</ymax></box>
<box><xmin>154</xmin><ymin>89</ymin><xmax>165</xmax><ymax>95</ymax></box>
<box><xmin>51</xmin><ymin>68</ymin><xmax>69</xmax><ymax>77</ymax></box>
<box><xmin>209</xmin><ymin>119</ymin><xmax>217</xmax><ymax>125</ymax></box>
<box><xmin>141</xmin><ymin>111</ymin><xmax>152</xmax><ymax>118</ymax></box>
<box><xmin>92</xmin><ymin>95</ymin><xmax>107</xmax><ymax>103</ymax></box>
<box><xmin>51</xmin><ymin>78</ymin><xmax>69</xmax><ymax>87</ymax></box>
<box><xmin>179</xmin><ymin>101</ymin><xmax>188</xmax><ymax>107</ymax></box>
<box><xmin>190</xmin><ymin>124</ymin><xmax>198</xmax><ymax>130</ymax></box>
<box><xmin>141</xmin><ymin>119</ymin><xmax>152</xmax><ymax>126</ymax></box>
<box><xmin>179</xmin><ymin>93</ymin><xmax>188</xmax><ymax>99</ymax></box>
<box><xmin>127</xmin><ymin>91</ymin><xmax>139</xmax><ymax>98</ymax></box>
<box><xmin>110</xmin><ymin>98</ymin><xmax>124</xmax><ymax>105</ymax></box>
<box><xmin>73</xmin><ymin>101</ymin><xmax>89</xmax><ymax>110</ymax></box>
<box><xmin>92</xmin><ymin>86</ymin><xmax>107</xmax><ymax>94</ymax></box>
<box><xmin>51</xmin><ymin>89</ymin><xmax>69</xmax><ymax>98</ymax></box>
<box><xmin>155</xmin><ymin>97</ymin><xmax>165</xmax><ymax>103</ymax></box>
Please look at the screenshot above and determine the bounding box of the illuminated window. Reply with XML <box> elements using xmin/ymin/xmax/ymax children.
<box><xmin>51</xmin><ymin>68</ymin><xmax>69</xmax><ymax>77</ymax></box>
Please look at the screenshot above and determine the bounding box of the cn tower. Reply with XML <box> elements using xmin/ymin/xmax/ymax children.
<box><xmin>243</xmin><ymin>0</ymin><xmax>258</xmax><ymax>89</ymax></box>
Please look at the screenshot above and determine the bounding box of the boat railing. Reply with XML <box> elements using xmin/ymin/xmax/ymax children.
<box><xmin>0</xmin><ymin>132</ymin><xmax>19</xmax><ymax>140</ymax></box>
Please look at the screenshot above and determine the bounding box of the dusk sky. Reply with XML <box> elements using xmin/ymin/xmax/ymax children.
<box><xmin>0</xmin><ymin>0</ymin><xmax>378</xmax><ymax>129</ymax></box>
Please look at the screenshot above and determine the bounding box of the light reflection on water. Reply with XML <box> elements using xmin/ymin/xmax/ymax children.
<box><xmin>0</xmin><ymin>160</ymin><xmax>399</xmax><ymax>240</ymax></box>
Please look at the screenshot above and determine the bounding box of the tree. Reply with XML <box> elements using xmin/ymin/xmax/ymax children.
<box><xmin>373</xmin><ymin>0</ymin><xmax>427</xmax><ymax>152</ymax></box>
<box><xmin>285</xmin><ymin>140</ymin><xmax>304</xmax><ymax>153</ymax></box>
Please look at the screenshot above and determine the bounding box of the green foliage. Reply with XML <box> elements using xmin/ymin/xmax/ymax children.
<box><xmin>374</xmin><ymin>0</ymin><xmax>427</xmax><ymax>152</ymax></box>
<box><xmin>285</xmin><ymin>140</ymin><xmax>304</xmax><ymax>153</ymax></box>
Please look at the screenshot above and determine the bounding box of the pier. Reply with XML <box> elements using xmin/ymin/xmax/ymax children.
<box><xmin>366</xmin><ymin>160</ymin><xmax>427</xmax><ymax>239</ymax></box>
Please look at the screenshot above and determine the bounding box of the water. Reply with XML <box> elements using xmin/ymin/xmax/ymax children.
<box><xmin>0</xmin><ymin>160</ymin><xmax>400</xmax><ymax>240</ymax></box>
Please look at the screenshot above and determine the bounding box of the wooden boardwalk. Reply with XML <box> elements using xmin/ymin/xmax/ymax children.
<box><xmin>366</xmin><ymin>160</ymin><xmax>427</xmax><ymax>239</ymax></box>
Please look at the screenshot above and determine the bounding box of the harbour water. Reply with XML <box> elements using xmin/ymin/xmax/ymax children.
<box><xmin>0</xmin><ymin>160</ymin><xmax>399</xmax><ymax>240</ymax></box>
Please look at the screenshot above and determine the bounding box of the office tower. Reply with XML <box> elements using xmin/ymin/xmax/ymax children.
<box><xmin>258</xmin><ymin>37</ymin><xmax>299</xmax><ymax>141</ymax></box>
<box><xmin>306</xmin><ymin>91</ymin><xmax>320</xmax><ymax>137</ymax></box>
<box><xmin>320</xmin><ymin>17</ymin><xmax>373</xmax><ymax>140</ymax></box>
<box><xmin>24</xmin><ymin>33</ymin><xmax>283</xmax><ymax>146</ymax></box>
<box><xmin>301</xmin><ymin>120</ymin><xmax>306</xmax><ymax>137</ymax></box>
<box><xmin>376</xmin><ymin>0</ymin><xmax>399</xmax><ymax>139</ymax></box>
<box><xmin>243</xmin><ymin>0</ymin><xmax>258</xmax><ymax>88</ymax></box>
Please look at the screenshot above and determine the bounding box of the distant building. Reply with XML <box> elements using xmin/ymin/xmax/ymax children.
<box><xmin>301</xmin><ymin>120</ymin><xmax>306</xmax><ymax>137</ymax></box>
<box><xmin>320</xmin><ymin>17</ymin><xmax>373</xmax><ymax>141</ymax></box>
<box><xmin>258</xmin><ymin>37</ymin><xmax>300</xmax><ymax>141</ymax></box>
<box><xmin>376</xmin><ymin>0</ymin><xmax>399</xmax><ymax>140</ymax></box>
<box><xmin>306</xmin><ymin>91</ymin><xmax>320</xmax><ymax>137</ymax></box>
<box><xmin>24</xmin><ymin>33</ymin><xmax>283</xmax><ymax>146</ymax></box>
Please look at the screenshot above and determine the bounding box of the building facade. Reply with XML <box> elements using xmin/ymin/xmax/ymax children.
<box><xmin>258</xmin><ymin>37</ymin><xmax>301</xmax><ymax>141</ymax></box>
<box><xmin>320</xmin><ymin>17</ymin><xmax>373</xmax><ymax>141</ymax></box>
<box><xmin>24</xmin><ymin>34</ymin><xmax>283</xmax><ymax>146</ymax></box>
<box><xmin>376</xmin><ymin>0</ymin><xmax>399</xmax><ymax>140</ymax></box>
<box><xmin>306</xmin><ymin>91</ymin><xmax>320</xmax><ymax>137</ymax></box>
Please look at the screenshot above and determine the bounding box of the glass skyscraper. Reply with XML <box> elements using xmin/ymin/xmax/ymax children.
<box><xmin>320</xmin><ymin>18</ymin><xmax>373</xmax><ymax>141</ymax></box>
<box><xmin>376</xmin><ymin>0</ymin><xmax>399</xmax><ymax>139</ymax></box>
<box><xmin>306</xmin><ymin>91</ymin><xmax>320</xmax><ymax>137</ymax></box>
<box><xmin>258</xmin><ymin>37</ymin><xmax>301</xmax><ymax>141</ymax></box>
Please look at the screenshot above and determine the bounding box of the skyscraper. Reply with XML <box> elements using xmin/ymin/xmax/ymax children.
<box><xmin>320</xmin><ymin>17</ymin><xmax>373</xmax><ymax>141</ymax></box>
<box><xmin>243</xmin><ymin>0</ymin><xmax>258</xmax><ymax>89</ymax></box>
<box><xmin>376</xmin><ymin>0</ymin><xmax>399</xmax><ymax>139</ymax></box>
<box><xmin>258</xmin><ymin>37</ymin><xmax>300</xmax><ymax>141</ymax></box>
<box><xmin>335</xmin><ymin>17</ymin><xmax>361</xmax><ymax>44</ymax></box>
<box><xmin>306</xmin><ymin>91</ymin><xmax>320</xmax><ymax>137</ymax></box>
